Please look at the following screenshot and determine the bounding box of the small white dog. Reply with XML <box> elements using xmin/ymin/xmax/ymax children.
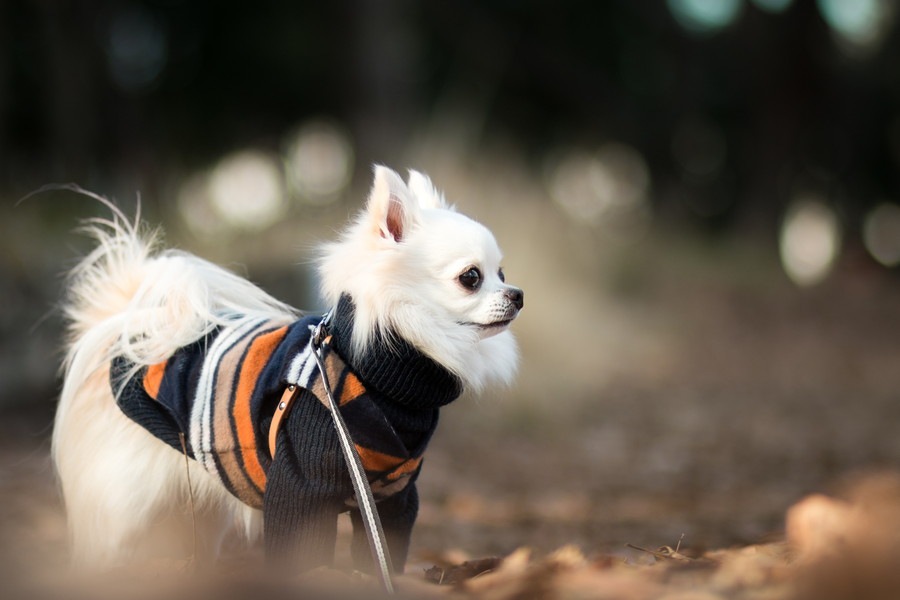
<box><xmin>53</xmin><ymin>166</ymin><xmax>522</xmax><ymax>572</ymax></box>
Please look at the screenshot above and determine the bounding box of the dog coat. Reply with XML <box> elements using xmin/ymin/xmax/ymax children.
<box><xmin>111</xmin><ymin>295</ymin><xmax>463</xmax><ymax>565</ymax></box>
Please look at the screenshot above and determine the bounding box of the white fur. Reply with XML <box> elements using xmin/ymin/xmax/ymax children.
<box><xmin>54</xmin><ymin>168</ymin><xmax>520</xmax><ymax>567</ymax></box>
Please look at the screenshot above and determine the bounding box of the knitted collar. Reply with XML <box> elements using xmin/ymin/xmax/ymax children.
<box><xmin>327</xmin><ymin>295</ymin><xmax>463</xmax><ymax>411</ymax></box>
<box><xmin>270</xmin><ymin>296</ymin><xmax>464</xmax><ymax>459</ymax></box>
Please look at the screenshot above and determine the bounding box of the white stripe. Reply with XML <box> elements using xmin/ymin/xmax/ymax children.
<box><xmin>285</xmin><ymin>325</ymin><xmax>316</xmax><ymax>387</ymax></box>
<box><xmin>298</xmin><ymin>348</ymin><xmax>318</xmax><ymax>387</ymax></box>
<box><xmin>285</xmin><ymin>322</ymin><xmax>320</xmax><ymax>384</ymax></box>
<box><xmin>286</xmin><ymin>345</ymin><xmax>311</xmax><ymax>384</ymax></box>
<box><xmin>190</xmin><ymin>317</ymin><xmax>266</xmax><ymax>477</ymax></box>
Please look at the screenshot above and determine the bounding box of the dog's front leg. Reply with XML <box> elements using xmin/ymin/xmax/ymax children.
<box><xmin>263</xmin><ymin>451</ymin><xmax>345</xmax><ymax>569</ymax></box>
<box><xmin>350</xmin><ymin>481</ymin><xmax>419</xmax><ymax>573</ymax></box>
<box><xmin>263</xmin><ymin>398</ymin><xmax>348</xmax><ymax>570</ymax></box>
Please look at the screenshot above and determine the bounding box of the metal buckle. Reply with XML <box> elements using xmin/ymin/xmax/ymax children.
<box><xmin>312</xmin><ymin>307</ymin><xmax>334</xmax><ymax>349</ymax></box>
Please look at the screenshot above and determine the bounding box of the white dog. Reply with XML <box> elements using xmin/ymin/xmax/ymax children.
<box><xmin>53</xmin><ymin>166</ymin><xmax>522</xmax><ymax>572</ymax></box>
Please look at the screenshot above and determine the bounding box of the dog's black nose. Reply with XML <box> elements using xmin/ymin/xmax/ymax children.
<box><xmin>505</xmin><ymin>287</ymin><xmax>524</xmax><ymax>310</ymax></box>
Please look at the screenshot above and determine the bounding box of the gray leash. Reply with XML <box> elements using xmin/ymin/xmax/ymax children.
<box><xmin>311</xmin><ymin>313</ymin><xmax>395</xmax><ymax>594</ymax></box>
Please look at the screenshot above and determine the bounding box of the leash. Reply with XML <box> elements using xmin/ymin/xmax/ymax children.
<box><xmin>269</xmin><ymin>311</ymin><xmax>395</xmax><ymax>594</ymax></box>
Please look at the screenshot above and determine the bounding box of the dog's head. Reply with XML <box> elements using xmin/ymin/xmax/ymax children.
<box><xmin>318</xmin><ymin>166</ymin><xmax>522</xmax><ymax>390</ymax></box>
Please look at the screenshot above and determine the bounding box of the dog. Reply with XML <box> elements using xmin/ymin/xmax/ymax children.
<box><xmin>53</xmin><ymin>166</ymin><xmax>522</xmax><ymax>573</ymax></box>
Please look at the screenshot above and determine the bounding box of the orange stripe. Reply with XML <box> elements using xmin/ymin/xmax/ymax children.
<box><xmin>143</xmin><ymin>361</ymin><xmax>167</xmax><ymax>399</ymax></box>
<box><xmin>355</xmin><ymin>444</ymin><xmax>406</xmax><ymax>472</ymax></box>
<box><xmin>340</xmin><ymin>372</ymin><xmax>366</xmax><ymax>405</ymax></box>
<box><xmin>387</xmin><ymin>457</ymin><xmax>422</xmax><ymax>481</ymax></box>
<box><xmin>232</xmin><ymin>325</ymin><xmax>289</xmax><ymax>492</ymax></box>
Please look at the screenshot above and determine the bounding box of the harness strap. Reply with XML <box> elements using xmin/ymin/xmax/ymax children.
<box><xmin>267</xmin><ymin>384</ymin><xmax>300</xmax><ymax>460</ymax></box>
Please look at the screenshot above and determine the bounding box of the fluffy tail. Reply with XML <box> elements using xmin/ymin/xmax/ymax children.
<box><xmin>55</xmin><ymin>197</ymin><xmax>297</xmax><ymax>453</ymax></box>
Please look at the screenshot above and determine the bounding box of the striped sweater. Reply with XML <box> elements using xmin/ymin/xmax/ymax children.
<box><xmin>112</xmin><ymin>295</ymin><xmax>463</xmax><ymax>569</ymax></box>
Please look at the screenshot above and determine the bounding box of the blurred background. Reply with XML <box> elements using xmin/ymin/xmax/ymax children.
<box><xmin>2</xmin><ymin>0</ymin><xmax>900</xmax><ymax>586</ymax></box>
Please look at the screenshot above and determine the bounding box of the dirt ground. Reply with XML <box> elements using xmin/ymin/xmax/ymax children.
<box><xmin>2</xmin><ymin>230</ymin><xmax>899</xmax><ymax>598</ymax></box>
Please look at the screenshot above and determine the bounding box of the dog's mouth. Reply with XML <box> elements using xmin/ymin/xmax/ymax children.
<box><xmin>459</xmin><ymin>316</ymin><xmax>517</xmax><ymax>331</ymax></box>
<box><xmin>478</xmin><ymin>318</ymin><xmax>514</xmax><ymax>330</ymax></box>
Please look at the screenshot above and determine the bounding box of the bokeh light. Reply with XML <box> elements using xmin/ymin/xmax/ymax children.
<box><xmin>176</xmin><ymin>172</ymin><xmax>220</xmax><ymax>237</ymax></box>
<box><xmin>207</xmin><ymin>150</ymin><xmax>285</xmax><ymax>231</ymax></box>
<box><xmin>817</xmin><ymin>0</ymin><xmax>894</xmax><ymax>56</ymax></box>
<box><xmin>103</xmin><ymin>4</ymin><xmax>168</xmax><ymax>93</ymax></box>
<box><xmin>667</xmin><ymin>0</ymin><xmax>744</xmax><ymax>35</ymax></box>
<box><xmin>779</xmin><ymin>196</ymin><xmax>842</xmax><ymax>286</ymax></box>
<box><xmin>545</xmin><ymin>142</ymin><xmax>651</xmax><ymax>241</ymax></box>
<box><xmin>862</xmin><ymin>202</ymin><xmax>900</xmax><ymax>267</ymax></box>
<box><xmin>284</xmin><ymin>120</ymin><xmax>354</xmax><ymax>205</ymax></box>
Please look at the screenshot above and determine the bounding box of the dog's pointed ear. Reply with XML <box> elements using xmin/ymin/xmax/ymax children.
<box><xmin>408</xmin><ymin>170</ymin><xmax>449</xmax><ymax>210</ymax></box>
<box><xmin>367</xmin><ymin>165</ymin><xmax>419</xmax><ymax>243</ymax></box>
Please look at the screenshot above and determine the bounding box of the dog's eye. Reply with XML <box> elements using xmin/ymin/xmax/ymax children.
<box><xmin>458</xmin><ymin>267</ymin><xmax>482</xmax><ymax>291</ymax></box>
<box><xmin>498</xmin><ymin>268</ymin><xmax>506</xmax><ymax>283</ymax></box>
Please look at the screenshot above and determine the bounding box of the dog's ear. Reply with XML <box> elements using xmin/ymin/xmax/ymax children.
<box><xmin>408</xmin><ymin>170</ymin><xmax>450</xmax><ymax>210</ymax></box>
<box><xmin>367</xmin><ymin>165</ymin><xmax>420</xmax><ymax>242</ymax></box>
